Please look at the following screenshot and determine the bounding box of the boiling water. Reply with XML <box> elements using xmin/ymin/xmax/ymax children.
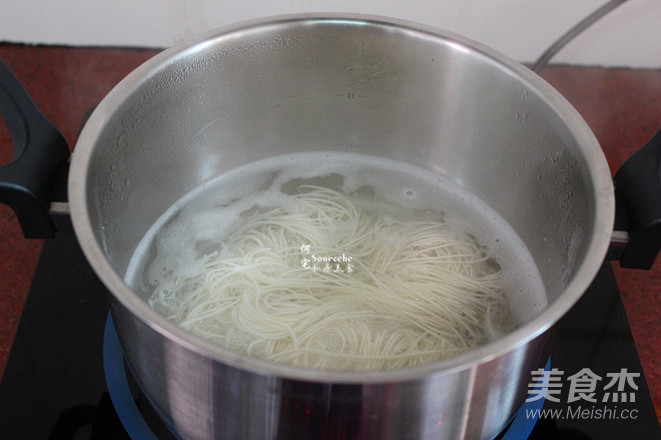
<box><xmin>125</xmin><ymin>152</ymin><xmax>547</xmax><ymax>368</ymax></box>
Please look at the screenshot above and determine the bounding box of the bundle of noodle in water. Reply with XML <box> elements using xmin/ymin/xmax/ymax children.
<box><xmin>149</xmin><ymin>185</ymin><xmax>514</xmax><ymax>370</ymax></box>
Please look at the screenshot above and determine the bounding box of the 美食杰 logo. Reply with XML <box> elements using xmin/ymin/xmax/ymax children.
<box><xmin>525</xmin><ymin>367</ymin><xmax>641</xmax><ymax>421</ymax></box>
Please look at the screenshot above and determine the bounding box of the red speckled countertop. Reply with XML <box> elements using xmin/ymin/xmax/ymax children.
<box><xmin>0</xmin><ymin>44</ymin><xmax>659</xmax><ymax>427</ymax></box>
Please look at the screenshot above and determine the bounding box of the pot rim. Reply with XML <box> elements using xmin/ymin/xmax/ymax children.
<box><xmin>68</xmin><ymin>13</ymin><xmax>615</xmax><ymax>384</ymax></box>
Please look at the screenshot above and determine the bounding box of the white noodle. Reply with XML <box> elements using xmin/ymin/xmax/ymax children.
<box><xmin>149</xmin><ymin>185</ymin><xmax>515</xmax><ymax>370</ymax></box>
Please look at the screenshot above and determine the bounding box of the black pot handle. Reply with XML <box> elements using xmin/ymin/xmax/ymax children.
<box><xmin>0</xmin><ymin>59</ymin><xmax>70</xmax><ymax>238</ymax></box>
<box><xmin>609</xmin><ymin>128</ymin><xmax>661</xmax><ymax>269</ymax></box>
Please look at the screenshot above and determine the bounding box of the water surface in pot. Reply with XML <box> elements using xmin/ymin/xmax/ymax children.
<box><xmin>124</xmin><ymin>151</ymin><xmax>547</xmax><ymax>370</ymax></box>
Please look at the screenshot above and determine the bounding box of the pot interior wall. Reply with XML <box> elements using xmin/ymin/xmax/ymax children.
<box><xmin>83</xmin><ymin>19</ymin><xmax>596</xmax><ymax>310</ymax></box>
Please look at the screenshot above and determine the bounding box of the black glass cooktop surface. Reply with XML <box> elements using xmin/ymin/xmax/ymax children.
<box><xmin>0</xmin><ymin>231</ymin><xmax>659</xmax><ymax>439</ymax></box>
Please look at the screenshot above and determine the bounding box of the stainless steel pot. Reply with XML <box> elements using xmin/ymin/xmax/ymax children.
<box><xmin>1</xmin><ymin>14</ymin><xmax>659</xmax><ymax>440</ymax></box>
